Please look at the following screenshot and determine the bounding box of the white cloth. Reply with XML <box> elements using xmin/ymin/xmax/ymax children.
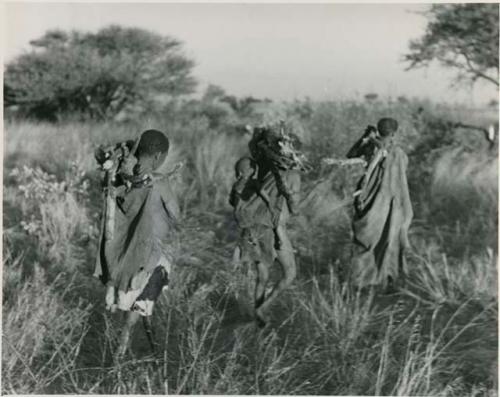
<box><xmin>105</xmin><ymin>255</ymin><xmax>172</xmax><ymax>316</ymax></box>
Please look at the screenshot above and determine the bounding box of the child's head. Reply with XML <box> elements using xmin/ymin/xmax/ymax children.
<box><xmin>377</xmin><ymin>118</ymin><xmax>398</xmax><ymax>138</ymax></box>
<box><xmin>235</xmin><ymin>156</ymin><xmax>257</xmax><ymax>180</ymax></box>
<box><xmin>135</xmin><ymin>129</ymin><xmax>170</xmax><ymax>170</ymax></box>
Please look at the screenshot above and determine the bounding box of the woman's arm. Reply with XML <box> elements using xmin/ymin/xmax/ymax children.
<box><xmin>346</xmin><ymin>125</ymin><xmax>378</xmax><ymax>158</ymax></box>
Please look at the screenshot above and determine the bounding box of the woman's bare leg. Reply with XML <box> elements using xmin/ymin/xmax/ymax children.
<box><xmin>116</xmin><ymin>311</ymin><xmax>140</xmax><ymax>361</ymax></box>
<box><xmin>142</xmin><ymin>316</ymin><xmax>157</xmax><ymax>354</ymax></box>
<box><xmin>256</xmin><ymin>227</ymin><xmax>296</xmax><ymax>323</ymax></box>
<box><xmin>254</xmin><ymin>261</ymin><xmax>269</xmax><ymax>309</ymax></box>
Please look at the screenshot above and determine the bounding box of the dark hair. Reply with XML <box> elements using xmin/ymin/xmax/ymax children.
<box><xmin>377</xmin><ymin>118</ymin><xmax>398</xmax><ymax>137</ymax></box>
<box><xmin>135</xmin><ymin>129</ymin><xmax>169</xmax><ymax>158</ymax></box>
<box><xmin>234</xmin><ymin>156</ymin><xmax>256</xmax><ymax>176</ymax></box>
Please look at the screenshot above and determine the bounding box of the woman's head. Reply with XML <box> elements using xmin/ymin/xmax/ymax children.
<box><xmin>135</xmin><ymin>129</ymin><xmax>170</xmax><ymax>170</ymax></box>
<box><xmin>377</xmin><ymin>118</ymin><xmax>398</xmax><ymax>138</ymax></box>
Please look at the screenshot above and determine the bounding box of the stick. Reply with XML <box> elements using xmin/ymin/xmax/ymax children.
<box><xmin>151</xmin><ymin>162</ymin><xmax>185</xmax><ymax>182</ymax></box>
<box><xmin>103</xmin><ymin>160</ymin><xmax>120</xmax><ymax>242</ymax></box>
<box><xmin>322</xmin><ymin>157</ymin><xmax>366</xmax><ymax>167</ymax></box>
<box><xmin>104</xmin><ymin>186</ymin><xmax>116</xmax><ymax>242</ymax></box>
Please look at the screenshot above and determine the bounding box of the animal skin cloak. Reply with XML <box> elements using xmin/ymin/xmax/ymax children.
<box><xmin>94</xmin><ymin>176</ymin><xmax>180</xmax><ymax>294</ymax></box>
<box><xmin>350</xmin><ymin>142</ymin><xmax>413</xmax><ymax>288</ymax></box>
<box><xmin>231</xmin><ymin>168</ymin><xmax>300</xmax><ymax>264</ymax></box>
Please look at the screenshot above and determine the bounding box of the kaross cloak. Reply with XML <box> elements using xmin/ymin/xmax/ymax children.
<box><xmin>94</xmin><ymin>175</ymin><xmax>179</xmax><ymax>299</ymax></box>
<box><xmin>350</xmin><ymin>141</ymin><xmax>413</xmax><ymax>288</ymax></box>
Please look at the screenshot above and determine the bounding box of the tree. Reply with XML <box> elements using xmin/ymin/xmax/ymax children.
<box><xmin>202</xmin><ymin>84</ymin><xmax>227</xmax><ymax>102</ymax></box>
<box><xmin>187</xmin><ymin>85</ymin><xmax>237</xmax><ymax>129</ymax></box>
<box><xmin>4</xmin><ymin>25</ymin><xmax>197</xmax><ymax>120</ymax></box>
<box><xmin>405</xmin><ymin>4</ymin><xmax>499</xmax><ymax>87</ymax></box>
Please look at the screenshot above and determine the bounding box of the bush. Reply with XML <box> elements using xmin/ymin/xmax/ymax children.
<box><xmin>8</xmin><ymin>163</ymin><xmax>95</xmax><ymax>265</ymax></box>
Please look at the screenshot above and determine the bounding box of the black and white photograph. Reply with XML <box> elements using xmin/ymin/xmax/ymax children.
<box><xmin>2</xmin><ymin>1</ymin><xmax>499</xmax><ymax>395</ymax></box>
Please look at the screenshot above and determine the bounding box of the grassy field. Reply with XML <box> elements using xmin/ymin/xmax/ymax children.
<box><xmin>2</xmin><ymin>99</ymin><xmax>498</xmax><ymax>395</ymax></box>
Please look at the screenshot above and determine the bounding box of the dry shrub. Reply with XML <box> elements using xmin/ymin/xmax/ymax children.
<box><xmin>189</xmin><ymin>131</ymin><xmax>244</xmax><ymax>209</ymax></box>
<box><xmin>293</xmin><ymin>173</ymin><xmax>353</xmax><ymax>274</ymax></box>
<box><xmin>432</xmin><ymin>148</ymin><xmax>497</xmax><ymax>208</ymax></box>
<box><xmin>405</xmin><ymin>250</ymin><xmax>497</xmax><ymax>307</ymax></box>
<box><xmin>9</xmin><ymin>164</ymin><xmax>94</xmax><ymax>265</ymax></box>
<box><xmin>429</xmin><ymin>148</ymin><xmax>498</xmax><ymax>258</ymax></box>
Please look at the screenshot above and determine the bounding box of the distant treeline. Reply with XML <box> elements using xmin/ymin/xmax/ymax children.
<box><xmin>4</xmin><ymin>4</ymin><xmax>498</xmax><ymax>122</ymax></box>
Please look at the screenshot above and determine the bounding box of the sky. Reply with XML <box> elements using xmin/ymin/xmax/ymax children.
<box><xmin>3</xmin><ymin>2</ymin><xmax>498</xmax><ymax>105</ymax></box>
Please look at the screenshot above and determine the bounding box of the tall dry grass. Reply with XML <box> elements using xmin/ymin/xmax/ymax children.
<box><xmin>2</xmin><ymin>253</ymin><xmax>92</xmax><ymax>393</ymax></box>
<box><xmin>2</xmin><ymin>99</ymin><xmax>497</xmax><ymax>394</ymax></box>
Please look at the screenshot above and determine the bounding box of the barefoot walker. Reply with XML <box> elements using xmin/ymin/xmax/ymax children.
<box><xmin>230</xmin><ymin>122</ymin><xmax>303</xmax><ymax>327</ymax></box>
<box><xmin>346</xmin><ymin>118</ymin><xmax>413</xmax><ymax>290</ymax></box>
<box><xmin>94</xmin><ymin>129</ymin><xmax>180</xmax><ymax>359</ymax></box>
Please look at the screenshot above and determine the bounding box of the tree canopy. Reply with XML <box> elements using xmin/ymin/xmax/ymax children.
<box><xmin>180</xmin><ymin>84</ymin><xmax>267</xmax><ymax>130</ymax></box>
<box><xmin>405</xmin><ymin>4</ymin><xmax>499</xmax><ymax>87</ymax></box>
<box><xmin>4</xmin><ymin>25</ymin><xmax>197</xmax><ymax>120</ymax></box>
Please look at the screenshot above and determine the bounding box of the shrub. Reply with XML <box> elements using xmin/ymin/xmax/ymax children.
<box><xmin>9</xmin><ymin>163</ymin><xmax>95</xmax><ymax>265</ymax></box>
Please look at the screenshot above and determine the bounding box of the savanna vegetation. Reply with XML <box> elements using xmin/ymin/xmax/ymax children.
<box><xmin>3</xmin><ymin>4</ymin><xmax>498</xmax><ymax>396</ymax></box>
